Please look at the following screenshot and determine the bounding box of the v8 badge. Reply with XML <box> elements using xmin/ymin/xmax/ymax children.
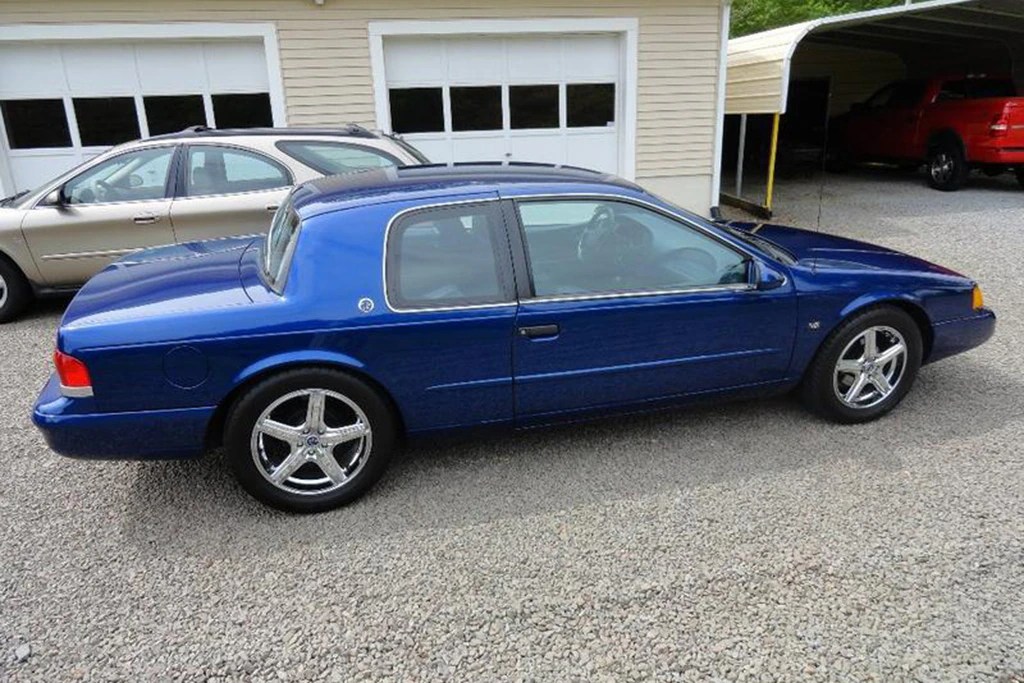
<box><xmin>357</xmin><ymin>297</ymin><xmax>375</xmax><ymax>313</ymax></box>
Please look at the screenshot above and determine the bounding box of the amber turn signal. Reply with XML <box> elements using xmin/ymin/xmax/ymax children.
<box><xmin>972</xmin><ymin>285</ymin><xmax>984</xmax><ymax>310</ymax></box>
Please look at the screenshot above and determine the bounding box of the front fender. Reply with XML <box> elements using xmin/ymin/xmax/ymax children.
<box><xmin>836</xmin><ymin>291</ymin><xmax>931</xmax><ymax>325</ymax></box>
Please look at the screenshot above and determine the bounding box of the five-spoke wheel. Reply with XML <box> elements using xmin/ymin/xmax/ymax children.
<box><xmin>226</xmin><ymin>368</ymin><xmax>396</xmax><ymax>512</ymax></box>
<box><xmin>801</xmin><ymin>306</ymin><xmax>922</xmax><ymax>423</ymax></box>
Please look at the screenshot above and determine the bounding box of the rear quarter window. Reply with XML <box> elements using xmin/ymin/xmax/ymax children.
<box><xmin>264</xmin><ymin>202</ymin><xmax>301</xmax><ymax>292</ymax></box>
<box><xmin>385</xmin><ymin>202</ymin><xmax>513</xmax><ymax>310</ymax></box>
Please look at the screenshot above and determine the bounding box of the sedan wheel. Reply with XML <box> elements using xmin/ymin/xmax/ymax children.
<box><xmin>0</xmin><ymin>258</ymin><xmax>32</xmax><ymax>324</ymax></box>
<box><xmin>225</xmin><ymin>368</ymin><xmax>397</xmax><ymax>512</ymax></box>
<box><xmin>251</xmin><ymin>388</ymin><xmax>373</xmax><ymax>496</ymax></box>
<box><xmin>801</xmin><ymin>306</ymin><xmax>922</xmax><ymax>423</ymax></box>
<box><xmin>832</xmin><ymin>326</ymin><xmax>908</xmax><ymax>409</ymax></box>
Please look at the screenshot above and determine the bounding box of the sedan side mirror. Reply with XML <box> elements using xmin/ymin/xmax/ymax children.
<box><xmin>41</xmin><ymin>187</ymin><xmax>66</xmax><ymax>208</ymax></box>
<box><xmin>755</xmin><ymin>261</ymin><xmax>787</xmax><ymax>291</ymax></box>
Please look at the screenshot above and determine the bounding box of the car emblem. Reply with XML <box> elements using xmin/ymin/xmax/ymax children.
<box><xmin>358</xmin><ymin>297</ymin><xmax>375</xmax><ymax>313</ymax></box>
<box><xmin>306</xmin><ymin>435</ymin><xmax>320</xmax><ymax>447</ymax></box>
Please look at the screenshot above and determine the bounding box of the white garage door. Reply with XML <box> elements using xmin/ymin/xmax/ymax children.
<box><xmin>383</xmin><ymin>34</ymin><xmax>622</xmax><ymax>174</ymax></box>
<box><xmin>0</xmin><ymin>40</ymin><xmax>275</xmax><ymax>193</ymax></box>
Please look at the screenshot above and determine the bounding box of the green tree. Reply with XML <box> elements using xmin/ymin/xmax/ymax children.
<box><xmin>731</xmin><ymin>0</ymin><xmax>910</xmax><ymax>37</ymax></box>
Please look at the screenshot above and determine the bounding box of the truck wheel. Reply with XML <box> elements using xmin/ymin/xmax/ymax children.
<box><xmin>1016</xmin><ymin>168</ymin><xmax>1024</xmax><ymax>189</ymax></box>
<box><xmin>0</xmin><ymin>257</ymin><xmax>32</xmax><ymax>324</ymax></box>
<box><xmin>927</xmin><ymin>140</ymin><xmax>968</xmax><ymax>191</ymax></box>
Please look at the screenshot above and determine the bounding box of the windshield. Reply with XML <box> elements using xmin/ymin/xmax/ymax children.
<box><xmin>264</xmin><ymin>200</ymin><xmax>301</xmax><ymax>292</ymax></box>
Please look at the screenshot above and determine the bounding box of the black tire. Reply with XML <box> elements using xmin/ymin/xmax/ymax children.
<box><xmin>0</xmin><ymin>256</ymin><xmax>32</xmax><ymax>324</ymax></box>
<box><xmin>926</xmin><ymin>139</ymin><xmax>968</xmax><ymax>191</ymax></box>
<box><xmin>800</xmin><ymin>306</ymin><xmax>923</xmax><ymax>424</ymax></box>
<box><xmin>1015</xmin><ymin>168</ymin><xmax>1024</xmax><ymax>189</ymax></box>
<box><xmin>224</xmin><ymin>367</ymin><xmax>398</xmax><ymax>513</ymax></box>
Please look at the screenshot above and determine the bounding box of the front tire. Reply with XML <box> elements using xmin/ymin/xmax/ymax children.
<box><xmin>1015</xmin><ymin>167</ymin><xmax>1024</xmax><ymax>189</ymax></box>
<box><xmin>927</xmin><ymin>140</ymin><xmax>968</xmax><ymax>191</ymax></box>
<box><xmin>0</xmin><ymin>257</ymin><xmax>32</xmax><ymax>324</ymax></box>
<box><xmin>800</xmin><ymin>307</ymin><xmax>923</xmax><ymax>424</ymax></box>
<box><xmin>224</xmin><ymin>368</ymin><xmax>397</xmax><ymax>512</ymax></box>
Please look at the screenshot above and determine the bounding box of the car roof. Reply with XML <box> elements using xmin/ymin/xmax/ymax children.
<box><xmin>289</xmin><ymin>163</ymin><xmax>643</xmax><ymax>218</ymax></box>
<box><xmin>146</xmin><ymin>124</ymin><xmax>379</xmax><ymax>141</ymax></box>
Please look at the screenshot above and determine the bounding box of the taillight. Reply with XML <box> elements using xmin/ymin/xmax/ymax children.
<box><xmin>54</xmin><ymin>350</ymin><xmax>93</xmax><ymax>397</ymax></box>
<box><xmin>989</xmin><ymin>106</ymin><xmax>1010</xmax><ymax>137</ymax></box>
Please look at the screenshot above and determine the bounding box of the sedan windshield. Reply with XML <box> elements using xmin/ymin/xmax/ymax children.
<box><xmin>264</xmin><ymin>201</ymin><xmax>301</xmax><ymax>292</ymax></box>
<box><xmin>719</xmin><ymin>224</ymin><xmax>796</xmax><ymax>265</ymax></box>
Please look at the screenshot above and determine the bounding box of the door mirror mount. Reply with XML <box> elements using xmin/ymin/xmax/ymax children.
<box><xmin>754</xmin><ymin>261</ymin><xmax>787</xmax><ymax>291</ymax></box>
<box><xmin>41</xmin><ymin>187</ymin><xmax>67</xmax><ymax>208</ymax></box>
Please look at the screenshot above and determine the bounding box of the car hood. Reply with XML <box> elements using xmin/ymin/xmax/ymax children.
<box><xmin>723</xmin><ymin>221</ymin><xmax>963</xmax><ymax>276</ymax></box>
<box><xmin>61</xmin><ymin>236</ymin><xmax>259</xmax><ymax>329</ymax></box>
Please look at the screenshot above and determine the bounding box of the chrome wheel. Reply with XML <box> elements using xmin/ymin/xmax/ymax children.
<box><xmin>0</xmin><ymin>271</ymin><xmax>7</xmax><ymax>310</ymax></box>
<box><xmin>930</xmin><ymin>153</ymin><xmax>955</xmax><ymax>184</ymax></box>
<box><xmin>250</xmin><ymin>388</ymin><xmax>372</xmax><ymax>496</ymax></box>
<box><xmin>832</xmin><ymin>325</ymin><xmax>908</xmax><ymax>409</ymax></box>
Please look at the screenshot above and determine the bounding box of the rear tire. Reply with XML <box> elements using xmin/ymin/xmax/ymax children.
<box><xmin>800</xmin><ymin>306</ymin><xmax>923</xmax><ymax>424</ymax></box>
<box><xmin>224</xmin><ymin>368</ymin><xmax>398</xmax><ymax>512</ymax></box>
<box><xmin>927</xmin><ymin>140</ymin><xmax>968</xmax><ymax>191</ymax></box>
<box><xmin>0</xmin><ymin>257</ymin><xmax>32</xmax><ymax>324</ymax></box>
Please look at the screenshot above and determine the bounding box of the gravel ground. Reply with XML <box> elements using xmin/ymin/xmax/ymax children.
<box><xmin>2</xmin><ymin>169</ymin><xmax>1023</xmax><ymax>681</ymax></box>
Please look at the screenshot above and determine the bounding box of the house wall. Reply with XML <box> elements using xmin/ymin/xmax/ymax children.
<box><xmin>0</xmin><ymin>0</ymin><xmax>726</xmax><ymax>213</ymax></box>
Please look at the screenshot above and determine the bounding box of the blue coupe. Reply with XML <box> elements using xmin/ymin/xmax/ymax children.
<box><xmin>33</xmin><ymin>165</ymin><xmax>995</xmax><ymax>512</ymax></box>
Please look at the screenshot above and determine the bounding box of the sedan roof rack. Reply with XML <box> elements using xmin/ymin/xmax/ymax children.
<box><xmin>148</xmin><ymin>124</ymin><xmax>379</xmax><ymax>141</ymax></box>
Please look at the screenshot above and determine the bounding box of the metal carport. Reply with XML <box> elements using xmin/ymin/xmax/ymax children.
<box><xmin>721</xmin><ymin>0</ymin><xmax>1024</xmax><ymax>217</ymax></box>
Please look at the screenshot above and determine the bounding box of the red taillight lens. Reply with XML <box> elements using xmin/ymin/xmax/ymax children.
<box><xmin>990</xmin><ymin>107</ymin><xmax>1010</xmax><ymax>137</ymax></box>
<box><xmin>54</xmin><ymin>350</ymin><xmax>92</xmax><ymax>389</ymax></box>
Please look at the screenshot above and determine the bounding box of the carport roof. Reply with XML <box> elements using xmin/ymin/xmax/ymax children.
<box><xmin>726</xmin><ymin>0</ymin><xmax>1024</xmax><ymax>115</ymax></box>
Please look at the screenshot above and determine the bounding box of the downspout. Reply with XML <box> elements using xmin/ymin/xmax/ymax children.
<box><xmin>709</xmin><ymin>0</ymin><xmax>732</xmax><ymax>219</ymax></box>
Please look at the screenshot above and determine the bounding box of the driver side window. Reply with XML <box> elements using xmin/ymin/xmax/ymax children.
<box><xmin>517</xmin><ymin>199</ymin><xmax>749</xmax><ymax>298</ymax></box>
<box><xmin>63</xmin><ymin>147</ymin><xmax>174</xmax><ymax>205</ymax></box>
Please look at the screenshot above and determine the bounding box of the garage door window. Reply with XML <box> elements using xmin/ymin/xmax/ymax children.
<box><xmin>390</xmin><ymin>88</ymin><xmax>444</xmax><ymax>134</ymax></box>
<box><xmin>144</xmin><ymin>95</ymin><xmax>206</xmax><ymax>136</ymax></box>
<box><xmin>213</xmin><ymin>93</ymin><xmax>273</xmax><ymax>129</ymax></box>
<box><xmin>567</xmin><ymin>83</ymin><xmax>615</xmax><ymax>127</ymax></box>
<box><xmin>63</xmin><ymin>147</ymin><xmax>174</xmax><ymax>205</ymax></box>
<box><xmin>451</xmin><ymin>86</ymin><xmax>502</xmax><ymax>131</ymax></box>
<box><xmin>74</xmin><ymin>98</ymin><xmax>141</xmax><ymax>146</ymax></box>
<box><xmin>185</xmin><ymin>146</ymin><xmax>291</xmax><ymax>197</ymax></box>
<box><xmin>0</xmin><ymin>99</ymin><xmax>72</xmax><ymax>149</ymax></box>
<box><xmin>510</xmin><ymin>85</ymin><xmax>559</xmax><ymax>129</ymax></box>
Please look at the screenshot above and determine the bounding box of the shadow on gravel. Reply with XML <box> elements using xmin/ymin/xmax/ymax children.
<box><xmin>120</xmin><ymin>355</ymin><xmax>1020</xmax><ymax>558</ymax></box>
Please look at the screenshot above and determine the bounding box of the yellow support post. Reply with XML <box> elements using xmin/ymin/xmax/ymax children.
<box><xmin>765</xmin><ymin>112</ymin><xmax>781</xmax><ymax>212</ymax></box>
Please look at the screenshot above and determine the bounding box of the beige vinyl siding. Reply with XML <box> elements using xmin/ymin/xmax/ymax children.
<box><xmin>0</xmin><ymin>0</ymin><xmax>726</xmax><ymax>211</ymax></box>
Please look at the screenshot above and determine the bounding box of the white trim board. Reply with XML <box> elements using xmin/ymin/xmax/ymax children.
<box><xmin>0</xmin><ymin>22</ymin><xmax>288</xmax><ymax>196</ymax></box>
<box><xmin>711</xmin><ymin>1</ymin><xmax>732</xmax><ymax>211</ymax></box>
<box><xmin>368</xmin><ymin>18</ymin><xmax>639</xmax><ymax>181</ymax></box>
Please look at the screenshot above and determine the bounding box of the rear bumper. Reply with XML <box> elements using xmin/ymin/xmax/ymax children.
<box><xmin>970</xmin><ymin>145</ymin><xmax>1024</xmax><ymax>165</ymax></box>
<box><xmin>927</xmin><ymin>308</ymin><xmax>996</xmax><ymax>365</ymax></box>
<box><xmin>32</xmin><ymin>374</ymin><xmax>211</xmax><ymax>460</ymax></box>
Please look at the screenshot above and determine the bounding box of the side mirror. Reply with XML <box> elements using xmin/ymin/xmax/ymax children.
<box><xmin>755</xmin><ymin>261</ymin><xmax>787</xmax><ymax>291</ymax></box>
<box><xmin>42</xmin><ymin>187</ymin><xmax>66</xmax><ymax>208</ymax></box>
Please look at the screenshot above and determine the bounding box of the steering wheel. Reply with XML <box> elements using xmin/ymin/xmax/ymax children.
<box><xmin>576</xmin><ymin>206</ymin><xmax>654</xmax><ymax>269</ymax></box>
<box><xmin>93</xmin><ymin>179</ymin><xmax>118</xmax><ymax>203</ymax></box>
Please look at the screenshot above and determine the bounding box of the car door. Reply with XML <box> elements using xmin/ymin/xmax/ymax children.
<box><xmin>508</xmin><ymin>196</ymin><xmax>798</xmax><ymax>420</ymax></box>
<box><xmin>21</xmin><ymin>145</ymin><xmax>178</xmax><ymax>286</ymax></box>
<box><xmin>379</xmin><ymin>197</ymin><xmax>518</xmax><ymax>430</ymax></box>
<box><xmin>169</xmin><ymin>143</ymin><xmax>293</xmax><ymax>244</ymax></box>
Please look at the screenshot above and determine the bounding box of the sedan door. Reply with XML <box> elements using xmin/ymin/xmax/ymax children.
<box><xmin>169</xmin><ymin>144</ymin><xmax>293</xmax><ymax>244</ymax></box>
<box><xmin>509</xmin><ymin>197</ymin><xmax>798</xmax><ymax>421</ymax></box>
<box><xmin>21</xmin><ymin>145</ymin><xmax>178</xmax><ymax>286</ymax></box>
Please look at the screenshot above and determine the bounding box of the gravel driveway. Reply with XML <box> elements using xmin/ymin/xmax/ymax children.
<box><xmin>2</xmin><ymin>170</ymin><xmax>1022</xmax><ymax>681</ymax></box>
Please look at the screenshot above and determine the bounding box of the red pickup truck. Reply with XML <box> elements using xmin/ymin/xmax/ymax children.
<box><xmin>833</xmin><ymin>76</ymin><xmax>1024</xmax><ymax>191</ymax></box>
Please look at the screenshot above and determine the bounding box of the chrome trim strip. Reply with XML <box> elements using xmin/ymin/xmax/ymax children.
<box><xmin>526</xmin><ymin>282</ymin><xmax>754</xmax><ymax>305</ymax></box>
<box><xmin>60</xmin><ymin>384</ymin><xmax>93</xmax><ymax>398</ymax></box>
<box><xmin>41</xmin><ymin>247</ymin><xmax>136</xmax><ymax>261</ymax></box>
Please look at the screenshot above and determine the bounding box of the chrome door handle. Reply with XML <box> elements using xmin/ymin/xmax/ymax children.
<box><xmin>266</xmin><ymin>203</ymin><xmax>279</xmax><ymax>212</ymax></box>
<box><xmin>132</xmin><ymin>213</ymin><xmax>160</xmax><ymax>225</ymax></box>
